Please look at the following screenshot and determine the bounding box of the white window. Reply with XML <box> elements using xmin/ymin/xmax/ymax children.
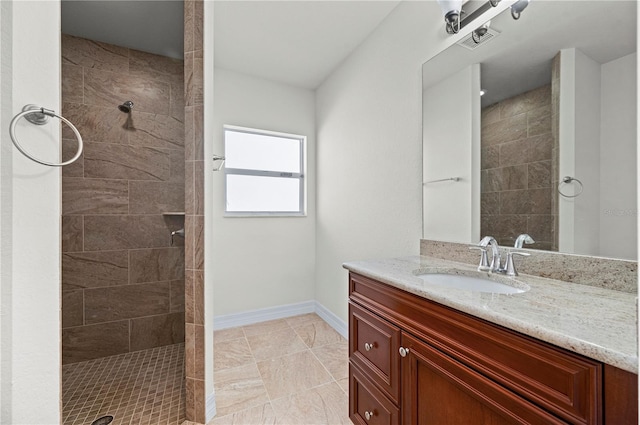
<box><xmin>223</xmin><ymin>125</ymin><xmax>305</xmax><ymax>216</ymax></box>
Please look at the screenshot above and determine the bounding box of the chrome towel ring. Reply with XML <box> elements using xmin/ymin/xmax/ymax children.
<box><xmin>9</xmin><ymin>104</ymin><xmax>83</xmax><ymax>167</ymax></box>
<box><xmin>558</xmin><ymin>176</ymin><xmax>584</xmax><ymax>198</ymax></box>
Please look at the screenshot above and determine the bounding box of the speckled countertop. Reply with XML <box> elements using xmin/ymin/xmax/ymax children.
<box><xmin>343</xmin><ymin>255</ymin><xmax>638</xmax><ymax>374</ymax></box>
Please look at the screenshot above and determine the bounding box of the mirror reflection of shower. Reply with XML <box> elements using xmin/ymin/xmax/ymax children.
<box><xmin>118</xmin><ymin>100</ymin><xmax>134</xmax><ymax>129</ymax></box>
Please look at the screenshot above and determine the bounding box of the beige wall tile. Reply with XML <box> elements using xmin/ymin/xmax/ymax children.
<box><xmin>128</xmin><ymin>112</ymin><xmax>184</xmax><ymax>149</ymax></box>
<box><xmin>194</xmin><ymin>215</ymin><xmax>204</xmax><ymax>269</ymax></box>
<box><xmin>129</xmin><ymin>181</ymin><xmax>185</xmax><ymax>214</ymax></box>
<box><xmin>257</xmin><ymin>351</ymin><xmax>332</xmax><ymax>400</ymax></box>
<box><xmin>482</xmin><ymin>114</ymin><xmax>527</xmax><ymax>146</ymax></box>
<box><xmin>62</xmin><ymin>103</ymin><xmax>128</xmax><ymax>144</ymax></box>
<box><xmin>185</xmin><ymin>269</ymin><xmax>194</xmax><ymax>323</ymax></box>
<box><xmin>62</xmin><ymin>215</ymin><xmax>83</xmax><ymax>252</ymax></box>
<box><xmin>183</xmin><ymin>0</ymin><xmax>194</xmax><ymax>53</ymax></box>
<box><xmin>194</xmin><ymin>270</ymin><xmax>204</xmax><ymax>325</ymax></box>
<box><xmin>186</xmin><ymin>323</ymin><xmax>195</xmax><ymax>378</ymax></box>
<box><xmin>84</xmin><ymin>68</ymin><xmax>170</xmax><ymax>115</ymax></box>
<box><xmin>84</xmin><ymin>215</ymin><xmax>183</xmax><ymax>250</ymax></box>
<box><xmin>62</xmin><ymin>290</ymin><xmax>84</xmax><ymax>328</ymax></box>
<box><xmin>194</xmin><ymin>161</ymin><xmax>204</xmax><ymax>215</ymax></box>
<box><xmin>528</xmin><ymin>160</ymin><xmax>552</xmax><ymax>189</ymax></box>
<box><xmin>62</xmin><ymin>65</ymin><xmax>83</xmax><ymax>104</ymax></box>
<box><xmin>62</xmin><ymin>250</ymin><xmax>129</xmax><ymax>290</ymax></box>
<box><xmin>170</xmin><ymin>279</ymin><xmax>185</xmax><ymax>313</ymax></box>
<box><xmin>62</xmin><ymin>177</ymin><xmax>129</xmax><ymax>215</ymax></box>
<box><xmin>62</xmin><ymin>34</ymin><xmax>129</xmax><ymax>71</ymax></box>
<box><xmin>168</xmin><ymin>148</ymin><xmax>186</xmax><ymax>183</ymax></box>
<box><xmin>84</xmin><ymin>282</ymin><xmax>170</xmax><ymax>324</ymax></box>
<box><xmin>193</xmin><ymin>105</ymin><xmax>204</xmax><ymax>160</ymax></box>
<box><xmin>185</xmin><ymin>161</ymin><xmax>195</xmax><ymax>215</ymax></box>
<box><xmin>62</xmin><ymin>320</ymin><xmax>130</xmax><ymax>364</ymax></box>
<box><xmin>194</xmin><ymin>324</ymin><xmax>205</xmax><ymax>380</ymax></box>
<box><xmin>130</xmin><ymin>312</ymin><xmax>185</xmax><ymax>351</ymax></box>
<box><xmin>129</xmin><ymin>48</ymin><xmax>183</xmax><ymax>83</ymax></box>
<box><xmin>62</xmin><ymin>138</ymin><xmax>84</xmax><ymax>177</ymax></box>
<box><xmin>84</xmin><ymin>143</ymin><xmax>171</xmax><ymax>181</ymax></box>
<box><xmin>129</xmin><ymin>247</ymin><xmax>185</xmax><ymax>283</ymax></box>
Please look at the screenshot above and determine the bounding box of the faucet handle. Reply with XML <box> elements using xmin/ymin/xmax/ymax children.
<box><xmin>505</xmin><ymin>250</ymin><xmax>530</xmax><ymax>276</ymax></box>
<box><xmin>469</xmin><ymin>246</ymin><xmax>491</xmax><ymax>272</ymax></box>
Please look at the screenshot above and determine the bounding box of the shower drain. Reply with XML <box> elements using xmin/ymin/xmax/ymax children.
<box><xmin>90</xmin><ymin>415</ymin><xmax>114</xmax><ymax>425</ymax></box>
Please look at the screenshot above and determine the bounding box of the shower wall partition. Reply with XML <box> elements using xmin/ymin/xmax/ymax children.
<box><xmin>60</xmin><ymin>34</ymin><xmax>186</xmax><ymax>364</ymax></box>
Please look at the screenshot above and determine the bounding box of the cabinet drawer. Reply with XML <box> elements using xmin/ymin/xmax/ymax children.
<box><xmin>350</xmin><ymin>272</ymin><xmax>602</xmax><ymax>425</ymax></box>
<box><xmin>350</xmin><ymin>362</ymin><xmax>400</xmax><ymax>425</ymax></box>
<box><xmin>350</xmin><ymin>301</ymin><xmax>401</xmax><ymax>401</ymax></box>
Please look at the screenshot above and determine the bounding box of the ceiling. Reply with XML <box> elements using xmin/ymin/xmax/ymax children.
<box><xmin>422</xmin><ymin>1</ymin><xmax>637</xmax><ymax>107</ymax></box>
<box><xmin>61</xmin><ymin>0</ymin><xmax>401</xmax><ymax>90</ymax></box>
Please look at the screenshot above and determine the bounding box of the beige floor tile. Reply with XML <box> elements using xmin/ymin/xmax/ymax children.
<box><xmin>271</xmin><ymin>382</ymin><xmax>350</xmax><ymax>425</ymax></box>
<box><xmin>214</xmin><ymin>337</ymin><xmax>255</xmax><ymax>371</ymax></box>
<box><xmin>294</xmin><ymin>321</ymin><xmax>345</xmax><ymax>348</ymax></box>
<box><xmin>284</xmin><ymin>313</ymin><xmax>323</xmax><ymax>327</ymax></box>
<box><xmin>214</xmin><ymin>327</ymin><xmax>245</xmax><ymax>343</ymax></box>
<box><xmin>337</xmin><ymin>377</ymin><xmax>349</xmax><ymax>395</ymax></box>
<box><xmin>312</xmin><ymin>341</ymin><xmax>349</xmax><ymax>380</ymax></box>
<box><xmin>247</xmin><ymin>328</ymin><xmax>308</xmax><ymax>362</ymax></box>
<box><xmin>257</xmin><ymin>350</ymin><xmax>333</xmax><ymax>401</ymax></box>
<box><xmin>214</xmin><ymin>363</ymin><xmax>270</xmax><ymax>417</ymax></box>
<box><xmin>243</xmin><ymin>319</ymin><xmax>291</xmax><ymax>337</ymax></box>
<box><xmin>208</xmin><ymin>402</ymin><xmax>276</xmax><ymax>425</ymax></box>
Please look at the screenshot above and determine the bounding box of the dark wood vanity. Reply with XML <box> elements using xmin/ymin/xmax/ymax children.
<box><xmin>348</xmin><ymin>272</ymin><xmax>638</xmax><ymax>425</ymax></box>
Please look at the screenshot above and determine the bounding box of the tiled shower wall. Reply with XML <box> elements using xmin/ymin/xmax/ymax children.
<box><xmin>61</xmin><ymin>34</ymin><xmax>186</xmax><ymax>364</ymax></box>
<box><xmin>183</xmin><ymin>0</ymin><xmax>206</xmax><ymax>422</ymax></box>
<box><xmin>480</xmin><ymin>84</ymin><xmax>557</xmax><ymax>250</ymax></box>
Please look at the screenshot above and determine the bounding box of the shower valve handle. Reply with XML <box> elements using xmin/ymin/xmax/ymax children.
<box><xmin>170</xmin><ymin>228</ymin><xmax>185</xmax><ymax>246</ymax></box>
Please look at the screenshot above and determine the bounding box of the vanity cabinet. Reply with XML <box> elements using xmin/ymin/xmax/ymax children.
<box><xmin>348</xmin><ymin>272</ymin><xmax>638</xmax><ymax>425</ymax></box>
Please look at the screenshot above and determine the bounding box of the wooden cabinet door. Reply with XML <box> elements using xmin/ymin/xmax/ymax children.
<box><xmin>400</xmin><ymin>332</ymin><xmax>567</xmax><ymax>425</ymax></box>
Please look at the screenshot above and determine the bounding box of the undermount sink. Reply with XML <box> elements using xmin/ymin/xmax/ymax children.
<box><xmin>416</xmin><ymin>272</ymin><xmax>529</xmax><ymax>294</ymax></box>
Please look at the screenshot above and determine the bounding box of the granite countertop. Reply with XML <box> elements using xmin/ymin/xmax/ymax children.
<box><xmin>343</xmin><ymin>255</ymin><xmax>638</xmax><ymax>374</ymax></box>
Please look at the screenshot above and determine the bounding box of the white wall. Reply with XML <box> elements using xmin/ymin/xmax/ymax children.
<box><xmin>0</xmin><ymin>1</ymin><xmax>61</xmax><ymax>423</ymax></box>
<box><xmin>315</xmin><ymin>1</ymin><xmax>460</xmax><ymax>323</ymax></box>
<box><xmin>600</xmin><ymin>53</ymin><xmax>637</xmax><ymax>260</ymax></box>
<box><xmin>559</xmin><ymin>48</ymin><xmax>602</xmax><ymax>256</ymax></box>
<box><xmin>211</xmin><ymin>67</ymin><xmax>316</xmax><ymax>316</ymax></box>
<box><xmin>423</xmin><ymin>64</ymin><xmax>481</xmax><ymax>244</ymax></box>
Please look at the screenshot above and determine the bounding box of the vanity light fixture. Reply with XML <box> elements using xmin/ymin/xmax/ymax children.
<box><xmin>437</xmin><ymin>0</ymin><xmax>464</xmax><ymax>34</ymax></box>
<box><xmin>480</xmin><ymin>89</ymin><xmax>486</xmax><ymax>96</ymax></box>
<box><xmin>437</xmin><ymin>0</ymin><xmax>501</xmax><ymax>35</ymax></box>
<box><xmin>511</xmin><ymin>0</ymin><xmax>530</xmax><ymax>20</ymax></box>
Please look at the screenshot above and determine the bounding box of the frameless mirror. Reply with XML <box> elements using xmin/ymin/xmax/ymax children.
<box><xmin>422</xmin><ymin>0</ymin><xmax>637</xmax><ymax>260</ymax></box>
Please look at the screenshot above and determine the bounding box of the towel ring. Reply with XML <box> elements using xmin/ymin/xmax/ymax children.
<box><xmin>9</xmin><ymin>104</ymin><xmax>83</xmax><ymax>167</ymax></box>
<box><xmin>558</xmin><ymin>176</ymin><xmax>583</xmax><ymax>198</ymax></box>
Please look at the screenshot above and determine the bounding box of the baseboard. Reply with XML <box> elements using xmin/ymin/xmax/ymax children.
<box><xmin>212</xmin><ymin>300</ymin><xmax>347</xmax><ymax>338</ymax></box>
<box><xmin>206</xmin><ymin>391</ymin><xmax>216</xmax><ymax>423</ymax></box>
<box><xmin>314</xmin><ymin>301</ymin><xmax>348</xmax><ymax>339</ymax></box>
<box><xmin>213</xmin><ymin>300</ymin><xmax>315</xmax><ymax>330</ymax></box>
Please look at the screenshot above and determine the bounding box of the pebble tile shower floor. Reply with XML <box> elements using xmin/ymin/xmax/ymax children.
<box><xmin>62</xmin><ymin>343</ymin><xmax>185</xmax><ymax>425</ymax></box>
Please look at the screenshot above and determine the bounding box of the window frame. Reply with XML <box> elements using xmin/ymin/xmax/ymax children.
<box><xmin>223</xmin><ymin>125</ymin><xmax>306</xmax><ymax>217</ymax></box>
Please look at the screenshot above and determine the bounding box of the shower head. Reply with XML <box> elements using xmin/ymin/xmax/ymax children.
<box><xmin>118</xmin><ymin>101</ymin><xmax>134</xmax><ymax>113</ymax></box>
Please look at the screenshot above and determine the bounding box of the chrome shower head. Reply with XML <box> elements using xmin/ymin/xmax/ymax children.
<box><xmin>118</xmin><ymin>101</ymin><xmax>134</xmax><ymax>113</ymax></box>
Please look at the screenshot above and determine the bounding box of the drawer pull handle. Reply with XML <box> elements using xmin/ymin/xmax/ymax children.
<box><xmin>364</xmin><ymin>342</ymin><xmax>374</xmax><ymax>351</ymax></box>
<box><xmin>399</xmin><ymin>346</ymin><xmax>409</xmax><ymax>357</ymax></box>
<box><xmin>364</xmin><ymin>410</ymin><xmax>374</xmax><ymax>420</ymax></box>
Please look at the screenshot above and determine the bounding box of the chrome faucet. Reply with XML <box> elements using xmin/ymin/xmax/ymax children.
<box><xmin>478</xmin><ymin>236</ymin><xmax>502</xmax><ymax>273</ymax></box>
<box><xmin>514</xmin><ymin>233</ymin><xmax>535</xmax><ymax>248</ymax></box>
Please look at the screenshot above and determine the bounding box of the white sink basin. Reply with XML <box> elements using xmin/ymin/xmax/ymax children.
<box><xmin>417</xmin><ymin>273</ymin><xmax>529</xmax><ymax>294</ymax></box>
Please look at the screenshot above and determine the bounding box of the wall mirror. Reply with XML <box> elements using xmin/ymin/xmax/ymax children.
<box><xmin>422</xmin><ymin>0</ymin><xmax>637</xmax><ymax>261</ymax></box>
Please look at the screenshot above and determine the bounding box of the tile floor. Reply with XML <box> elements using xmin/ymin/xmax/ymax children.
<box><xmin>210</xmin><ymin>313</ymin><xmax>351</xmax><ymax>425</ymax></box>
<box><xmin>62</xmin><ymin>343</ymin><xmax>186</xmax><ymax>425</ymax></box>
<box><xmin>61</xmin><ymin>313</ymin><xmax>350</xmax><ymax>425</ymax></box>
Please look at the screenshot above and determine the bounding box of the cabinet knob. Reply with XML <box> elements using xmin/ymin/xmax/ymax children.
<box><xmin>364</xmin><ymin>342</ymin><xmax>374</xmax><ymax>351</ymax></box>
<box><xmin>399</xmin><ymin>346</ymin><xmax>410</xmax><ymax>357</ymax></box>
<box><xmin>364</xmin><ymin>410</ymin><xmax>374</xmax><ymax>420</ymax></box>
